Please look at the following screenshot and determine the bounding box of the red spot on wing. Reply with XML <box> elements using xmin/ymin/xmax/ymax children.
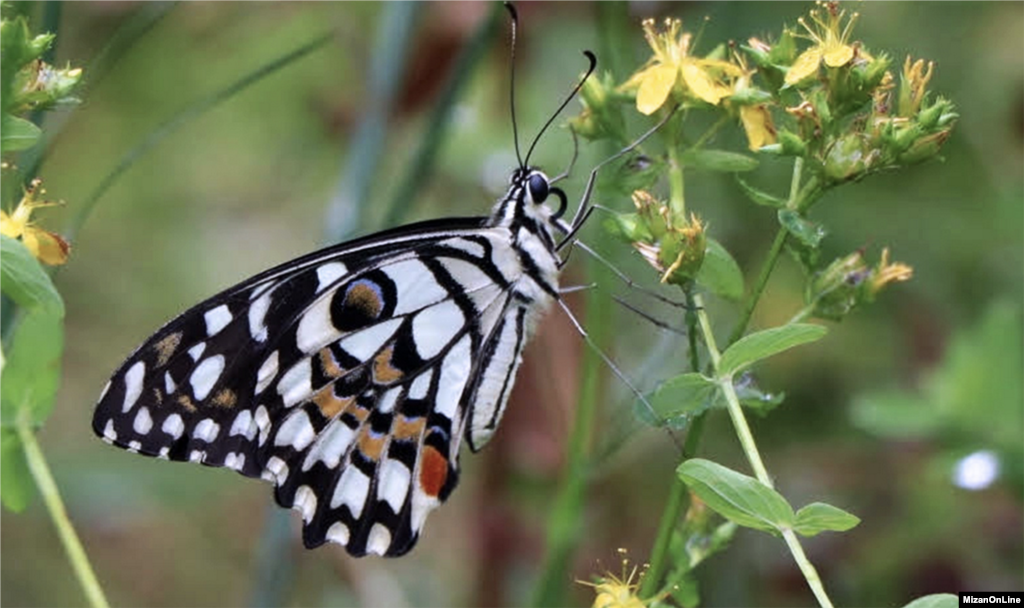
<box><xmin>419</xmin><ymin>446</ymin><xmax>448</xmax><ymax>498</ymax></box>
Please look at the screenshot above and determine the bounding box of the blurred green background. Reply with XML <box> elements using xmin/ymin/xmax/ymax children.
<box><xmin>2</xmin><ymin>2</ymin><xmax>1021</xmax><ymax>607</ymax></box>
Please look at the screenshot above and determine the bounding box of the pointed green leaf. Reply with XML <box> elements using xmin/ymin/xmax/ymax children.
<box><xmin>778</xmin><ymin>209</ymin><xmax>826</xmax><ymax>248</ymax></box>
<box><xmin>681</xmin><ymin>149</ymin><xmax>759</xmax><ymax>173</ymax></box>
<box><xmin>736</xmin><ymin>177</ymin><xmax>787</xmax><ymax>208</ymax></box>
<box><xmin>1</xmin><ymin>307</ymin><xmax>65</xmax><ymax>425</ymax></box>
<box><xmin>697</xmin><ymin>239</ymin><xmax>744</xmax><ymax>301</ymax></box>
<box><xmin>793</xmin><ymin>502</ymin><xmax>860</xmax><ymax>536</ymax></box>
<box><xmin>0</xmin><ymin>429</ymin><xmax>32</xmax><ymax>512</ymax></box>
<box><xmin>0</xmin><ymin>235</ymin><xmax>65</xmax><ymax>316</ymax></box>
<box><xmin>901</xmin><ymin>594</ymin><xmax>958</xmax><ymax>608</ymax></box>
<box><xmin>718</xmin><ymin>324</ymin><xmax>827</xmax><ymax>378</ymax></box>
<box><xmin>734</xmin><ymin>373</ymin><xmax>786</xmax><ymax>414</ymax></box>
<box><xmin>648</xmin><ymin>373</ymin><xmax>718</xmax><ymax>421</ymax></box>
<box><xmin>678</xmin><ymin>459</ymin><xmax>794</xmax><ymax>534</ymax></box>
<box><xmin>1</xmin><ymin>114</ymin><xmax>41</xmax><ymax>152</ymax></box>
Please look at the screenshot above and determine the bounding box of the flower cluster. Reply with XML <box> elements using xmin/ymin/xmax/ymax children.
<box><xmin>1</xmin><ymin>178</ymin><xmax>70</xmax><ymax>265</ymax></box>
<box><xmin>606</xmin><ymin>190</ymin><xmax>706</xmax><ymax>286</ymax></box>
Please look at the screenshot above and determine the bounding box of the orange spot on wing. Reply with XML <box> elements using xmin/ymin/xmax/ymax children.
<box><xmin>177</xmin><ymin>395</ymin><xmax>197</xmax><ymax>412</ymax></box>
<box><xmin>419</xmin><ymin>446</ymin><xmax>448</xmax><ymax>498</ymax></box>
<box><xmin>373</xmin><ymin>346</ymin><xmax>403</xmax><ymax>383</ymax></box>
<box><xmin>345</xmin><ymin>283</ymin><xmax>383</xmax><ymax>318</ymax></box>
<box><xmin>152</xmin><ymin>332</ymin><xmax>182</xmax><ymax>367</ymax></box>
<box><xmin>357</xmin><ymin>426</ymin><xmax>386</xmax><ymax>461</ymax></box>
<box><xmin>318</xmin><ymin>348</ymin><xmax>346</xmax><ymax>379</ymax></box>
<box><xmin>312</xmin><ymin>387</ymin><xmax>354</xmax><ymax>419</ymax></box>
<box><xmin>212</xmin><ymin>389</ymin><xmax>237</xmax><ymax>408</ymax></box>
<box><xmin>393</xmin><ymin>416</ymin><xmax>425</xmax><ymax>441</ymax></box>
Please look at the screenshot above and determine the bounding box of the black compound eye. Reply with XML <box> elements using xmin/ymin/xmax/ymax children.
<box><xmin>527</xmin><ymin>173</ymin><xmax>549</xmax><ymax>203</ymax></box>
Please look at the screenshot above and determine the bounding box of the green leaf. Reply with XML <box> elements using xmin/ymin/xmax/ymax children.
<box><xmin>647</xmin><ymin>373</ymin><xmax>718</xmax><ymax>421</ymax></box>
<box><xmin>793</xmin><ymin>502</ymin><xmax>860</xmax><ymax>536</ymax></box>
<box><xmin>736</xmin><ymin>176</ymin><xmax>787</xmax><ymax>208</ymax></box>
<box><xmin>1</xmin><ymin>307</ymin><xmax>65</xmax><ymax>425</ymax></box>
<box><xmin>697</xmin><ymin>239</ymin><xmax>744</xmax><ymax>301</ymax></box>
<box><xmin>734</xmin><ymin>373</ymin><xmax>785</xmax><ymax>414</ymax></box>
<box><xmin>778</xmin><ymin>209</ymin><xmax>826</xmax><ymax>248</ymax></box>
<box><xmin>681</xmin><ymin>149</ymin><xmax>759</xmax><ymax>173</ymax></box>
<box><xmin>901</xmin><ymin>594</ymin><xmax>958</xmax><ymax>608</ymax></box>
<box><xmin>0</xmin><ymin>114</ymin><xmax>41</xmax><ymax>152</ymax></box>
<box><xmin>0</xmin><ymin>234</ymin><xmax>64</xmax><ymax>316</ymax></box>
<box><xmin>0</xmin><ymin>429</ymin><xmax>32</xmax><ymax>512</ymax></box>
<box><xmin>718</xmin><ymin>324</ymin><xmax>827</xmax><ymax>378</ymax></box>
<box><xmin>678</xmin><ymin>459</ymin><xmax>794</xmax><ymax>534</ymax></box>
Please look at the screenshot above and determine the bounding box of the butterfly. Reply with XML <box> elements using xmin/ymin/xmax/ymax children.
<box><xmin>90</xmin><ymin>10</ymin><xmax>617</xmax><ymax>556</ymax></box>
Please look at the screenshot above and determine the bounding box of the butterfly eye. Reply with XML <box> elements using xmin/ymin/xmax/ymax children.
<box><xmin>527</xmin><ymin>173</ymin><xmax>549</xmax><ymax>204</ymax></box>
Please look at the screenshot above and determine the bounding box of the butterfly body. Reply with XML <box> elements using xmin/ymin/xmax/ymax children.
<box><xmin>93</xmin><ymin>167</ymin><xmax>566</xmax><ymax>556</ymax></box>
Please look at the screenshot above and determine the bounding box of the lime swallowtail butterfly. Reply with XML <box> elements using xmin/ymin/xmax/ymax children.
<box><xmin>91</xmin><ymin>6</ymin><xmax>656</xmax><ymax>558</ymax></box>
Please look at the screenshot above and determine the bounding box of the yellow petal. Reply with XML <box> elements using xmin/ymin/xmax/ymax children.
<box><xmin>822</xmin><ymin>43</ymin><xmax>854</xmax><ymax>67</ymax></box>
<box><xmin>785</xmin><ymin>47</ymin><xmax>822</xmax><ymax>85</ymax></box>
<box><xmin>23</xmin><ymin>228</ymin><xmax>70</xmax><ymax>265</ymax></box>
<box><xmin>681</xmin><ymin>63</ymin><xmax>729</xmax><ymax>105</ymax></box>
<box><xmin>0</xmin><ymin>210</ymin><xmax>22</xmax><ymax>238</ymax></box>
<box><xmin>740</xmin><ymin>105</ymin><xmax>777</xmax><ymax>151</ymax></box>
<box><xmin>636</xmin><ymin>64</ymin><xmax>678</xmax><ymax>115</ymax></box>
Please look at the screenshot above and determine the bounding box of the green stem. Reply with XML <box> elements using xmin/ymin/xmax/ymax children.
<box><xmin>667</xmin><ymin>134</ymin><xmax>686</xmax><ymax>216</ymax></box>
<box><xmin>17</xmin><ymin>413</ymin><xmax>109</xmax><ymax>608</ymax></box>
<box><xmin>694</xmin><ymin>293</ymin><xmax>834</xmax><ymax>608</ymax></box>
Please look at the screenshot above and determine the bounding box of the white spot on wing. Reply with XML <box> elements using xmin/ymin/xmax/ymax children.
<box><xmin>263</xmin><ymin>456</ymin><xmax>289</xmax><ymax>484</ymax></box>
<box><xmin>274</xmin><ymin>409</ymin><xmax>315</xmax><ymax>451</ymax></box>
<box><xmin>293</xmin><ymin>485</ymin><xmax>317</xmax><ymax>523</ymax></box>
<box><xmin>128</xmin><ymin>441</ymin><xmax>141</xmax><ymax>453</ymax></box>
<box><xmin>194</xmin><ymin>418</ymin><xmax>221</xmax><ymax>443</ymax></box>
<box><xmin>316</xmin><ymin>262</ymin><xmax>347</xmax><ymax>292</ymax></box>
<box><xmin>164</xmin><ymin>371</ymin><xmax>176</xmax><ymax>395</ymax></box>
<box><xmin>188</xmin><ymin>342</ymin><xmax>206</xmax><ymax>361</ymax></box>
<box><xmin>377</xmin><ymin>387</ymin><xmax>401</xmax><ymax>414</ymax></box>
<box><xmin>189</xmin><ymin>450</ymin><xmax>206</xmax><ymax>463</ymax></box>
<box><xmin>412</xmin><ymin>300</ymin><xmax>464</xmax><ymax>360</ymax></box>
<box><xmin>255</xmin><ymin>405</ymin><xmax>271</xmax><ymax>445</ymax></box>
<box><xmin>122</xmin><ymin>361</ymin><xmax>145</xmax><ymax>413</ymax></box>
<box><xmin>255</xmin><ymin>351</ymin><xmax>278</xmax><ymax>394</ymax></box>
<box><xmin>326</xmin><ymin>522</ymin><xmax>350</xmax><ymax>545</ymax></box>
<box><xmin>103</xmin><ymin>419</ymin><xmax>117</xmax><ymax>443</ymax></box>
<box><xmin>366</xmin><ymin>523</ymin><xmax>392</xmax><ymax>556</ymax></box>
<box><xmin>190</xmin><ymin>355</ymin><xmax>225</xmax><ymax>401</ymax></box>
<box><xmin>332</xmin><ymin>466</ymin><xmax>370</xmax><ymax>519</ymax></box>
<box><xmin>158</xmin><ymin>447</ymin><xmax>170</xmax><ymax>460</ymax></box>
<box><xmin>434</xmin><ymin>335</ymin><xmax>472</xmax><ymax>418</ymax></box>
<box><xmin>204</xmin><ymin>304</ymin><xmax>232</xmax><ymax>337</ymax></box>
<box><xmin>338</xmin><ymin>318</ymin><xmax>403</xmax><ymax>360</ymax></box>
<box><xmin>295</xmin><ymin>295</ymin><xmax>342</xmax><ymax>354</ymax></box>
<box><xmin>408</xmin><ymin>369</ymin><xmax>433</xmax><ymax>400</ymax></box>
<box><xmin>162</xmin><ymin>413</ymin><xmax>184</xmax><ymax>439</ymax></box>
<box><xmin>133</xmin><ymin>406</ymin><xmax>153</xmax><ymax>435</ymax></box>
<box><xmin>229</xmin><ymin>410</ymin><xmax>256</xmax><ymax>440</ymax></box>
<box><xmin>225</xmin><ymin>452</ymin><xmax>246</xmax><ymax>471</ymax></box>
<box><xmin>277</xmin><ymin>358</ymin><xmax>312</xmax><ymax>407</ymax></box>
<box><xmin>440</xmin><ymin>237</ymin><xmax>486</xmax><ymax>258</ymax></box>
<box><xmin>248</xmin><ymin>289</ymin><xmax>273</xmax><ymax>342</ymax></box>
<box><xmin>378</xmin><ymin>459</ymin><xmax>411</xmax><ymax>512</ymax></box>
<box><xmin>302</xmin><ymin>419</ymin><xmax>356</xmax><ymax>471</ymax></box>
<box><xmin>382</xmin><ymin>258</ymin><xmax>449</xmax><ymax>316</ymax></box>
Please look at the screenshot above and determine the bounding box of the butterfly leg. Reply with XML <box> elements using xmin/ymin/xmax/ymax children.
<box><xmin>556</xmin><ymin>299</ymin><xmax>683</xmax><ymax>451</ymax></box>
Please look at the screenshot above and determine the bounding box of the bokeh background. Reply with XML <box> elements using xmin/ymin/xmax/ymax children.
<box><xmin>2</xmin><ymin>2</ymin><xmax>1021</xmax><ymax>607</ymax></box>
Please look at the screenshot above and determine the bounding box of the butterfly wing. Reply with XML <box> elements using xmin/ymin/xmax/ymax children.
<box><xmin>93</xmin><ymin>217</ymin><xmax>535</xmax><ymax>556</ymax></box>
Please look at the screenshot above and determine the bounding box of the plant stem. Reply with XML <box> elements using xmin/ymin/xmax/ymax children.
<box><xmin>694</xmin><ymin>293</ymin><xmax>834</xmax><ymax>608</ymax></box>
<box><xmin>17</xmin><ymin>413</ymin><xmax>109</xmax><ymax>608</ymax></box>
<box><xmin>667</xmin><ymin>133</ymin><xmax>686</xmax><ymax>216</ymax></box>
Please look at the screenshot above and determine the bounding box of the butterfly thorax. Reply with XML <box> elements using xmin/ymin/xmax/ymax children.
<box><xmin>486</xmin><ymin>167</ymin><xmax>566</xmax><ymax>308</ymax></box>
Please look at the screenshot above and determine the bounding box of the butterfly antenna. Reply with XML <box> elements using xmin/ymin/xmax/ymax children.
<box><xmin>556</xmin><ymin>299</ymin><xmax>684</xmax><ymax>452</ymax></box>
<box><xmin>504</xmin><ymin>2</ymin><xmax>524</xmax><ymax>168</ymax></box>
<box><xmin>523</xmin><ymin>49</ymin><xmax>597</xmax><ymax>167</ymax></box>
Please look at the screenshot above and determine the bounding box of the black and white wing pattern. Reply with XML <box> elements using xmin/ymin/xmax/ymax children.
<box><xmin>94</xmin><ymin>167</ymin><xmax>568</xmax><ymax>557</ymax></box>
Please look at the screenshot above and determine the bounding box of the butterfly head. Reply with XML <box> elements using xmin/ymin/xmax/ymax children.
<box><xmin>491</xmin><ymin>166</ymin><xmax>570</xmax><ymax>243</ymax></box>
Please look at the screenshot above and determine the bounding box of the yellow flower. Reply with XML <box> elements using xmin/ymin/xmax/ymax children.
<box><xmin>868</xmin><ymin>247</ymin><xmax>913</xmax><ymax>295</ymax></box>
<box><xmin>730</xmin><ymin>54</ymin><xmax>777</xmax><ymax>151</ymax></box>
<box><xmin>785</xmin><ymin>1</ymin><xmax>862</xmax><ymax>86</ymax></box>
<box><xmin>578</xmin><ymin>550</ymin><xmax>651</xmax><ymax>608</ymax></box>
<box><xmin>622</xmin><ymin>18</ymin><xmax>742</xmax><ymax>115</ymax></box>
<box><xmin>898</xmin><ymin>56</ymin><xmax>935</xmax><ymax>118</ymax></box>
<box><xmin>1</xmin><ymin>179</ymin><xmax>70</xmax><ymax>265</ymax></box>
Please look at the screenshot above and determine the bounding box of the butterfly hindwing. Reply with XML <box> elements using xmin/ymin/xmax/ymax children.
<box><xmin>92</xmin><ymin>219</ymin><xmax>536</xmax><ymax>556</ymax></box>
